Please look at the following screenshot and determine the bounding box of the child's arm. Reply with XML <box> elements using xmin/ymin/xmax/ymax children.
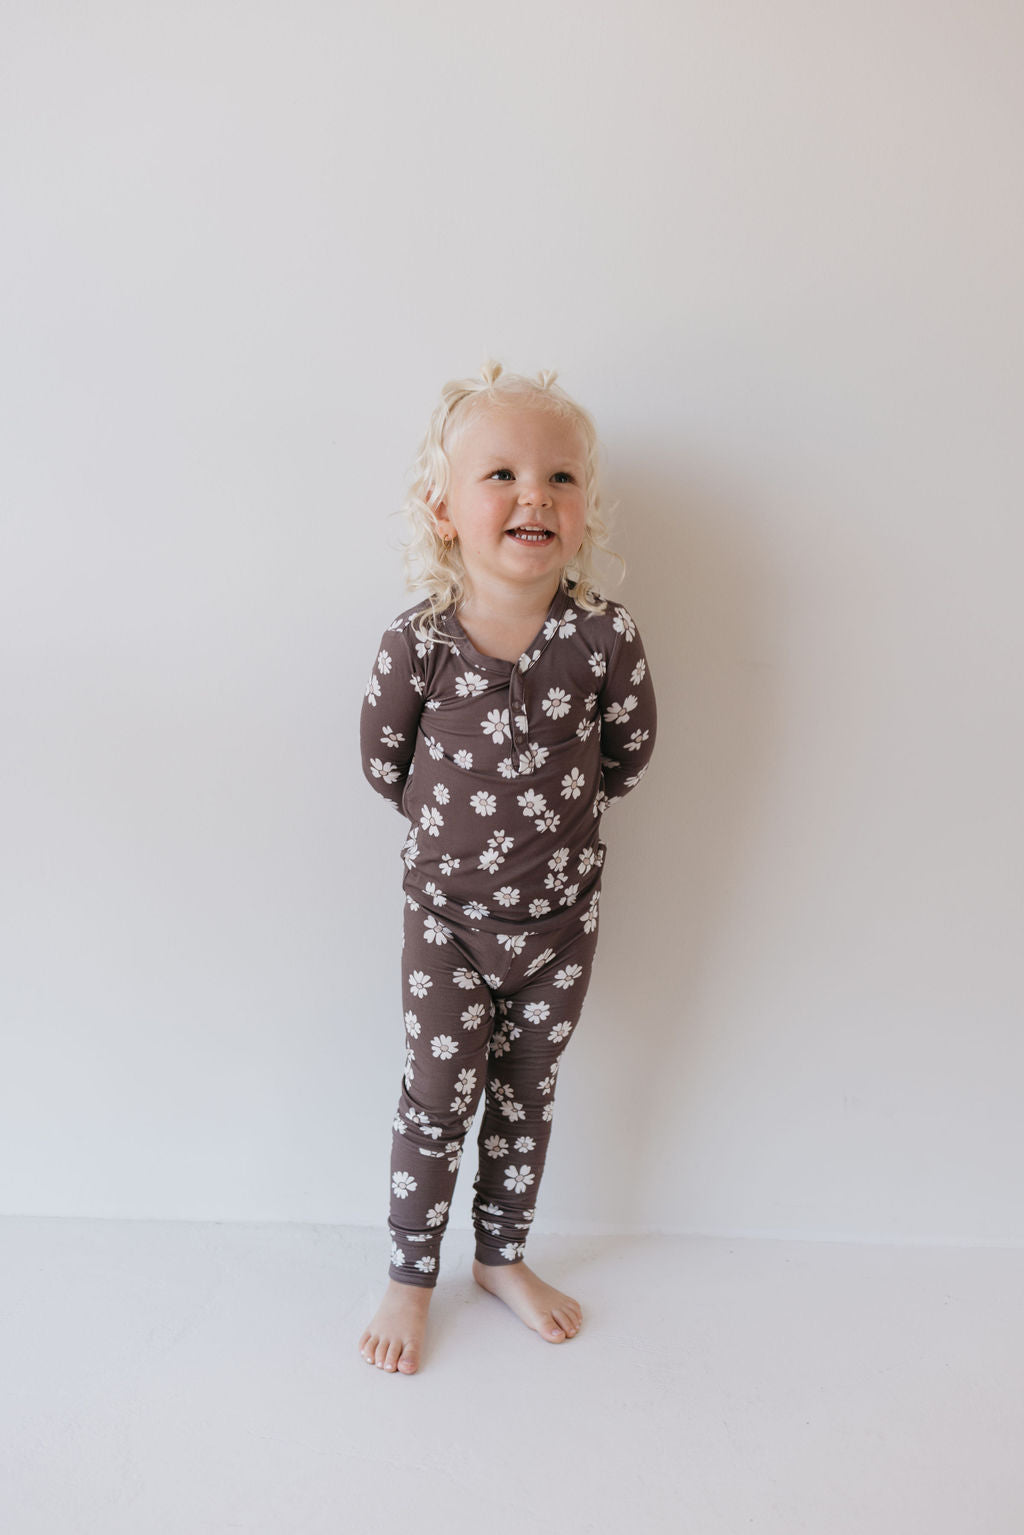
<box><xmin>597</xmin><ymin>604</ymin><xmax>658</xmax><ymax>805</ymax></box>
<box><xmin>359</xmin><ymin>622</ymin><xmax>424</xmax><ymax>810</ymax></box>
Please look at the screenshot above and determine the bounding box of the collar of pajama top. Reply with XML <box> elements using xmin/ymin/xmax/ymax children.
<box><xmin>363</xmin><ymin>584</ymin><xmax>656</xmax><ymax>934</ymax></box>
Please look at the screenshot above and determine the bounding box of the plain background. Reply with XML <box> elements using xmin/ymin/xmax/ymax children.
<box><xmin>2</xmin><ymin>0</ymin><xmax>1022</xmax><ymax>1246</ymax></box>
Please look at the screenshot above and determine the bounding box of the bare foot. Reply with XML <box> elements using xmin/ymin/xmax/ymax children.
<box><xmin>472</xmin><ymin>1258</ymin><xmax>582</xmax><ymax>1343</ymax></box>
<box><xmin>358</xmin><ymin>1279</ymin><xmax>433</xmax><ymax>1374</ymax></box>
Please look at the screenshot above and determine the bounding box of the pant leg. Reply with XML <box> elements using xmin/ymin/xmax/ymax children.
<box><xmin>471</xmin><ymin>900</ymin><xmax>601</xmax><ymax>1267</ymax></box>
<box><xmin>387</xmin><ymin>900</ymin><xmax>496</xmax><ymax>1288</ymax></box>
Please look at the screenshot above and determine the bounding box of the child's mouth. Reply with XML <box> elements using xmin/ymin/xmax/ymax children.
<box><xmin>507</xmin><ymin>528</ymin><xmax>554</xmax><ymax>544</ymax></box>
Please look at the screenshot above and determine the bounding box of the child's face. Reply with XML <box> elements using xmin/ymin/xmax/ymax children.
<box><xmin>434</xmin><ymin>401</ymin><xmax>588</xmax><ymax>605</ymax></box>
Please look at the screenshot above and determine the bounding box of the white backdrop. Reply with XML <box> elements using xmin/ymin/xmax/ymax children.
<box><xmin>2</xmin><ymin>1</ymin><xmax>1022</xmax><ymax>1245</ymax></box>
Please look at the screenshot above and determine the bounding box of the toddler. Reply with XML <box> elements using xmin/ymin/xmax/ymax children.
<box><xmin>358</xmin><ymin>362</ymin><xmax>656</xmax><ymax>1373</ymax></box>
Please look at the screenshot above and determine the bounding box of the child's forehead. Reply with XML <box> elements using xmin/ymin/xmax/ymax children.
<box><xmin>449</xmin><ymin>399</ymin><xmax>586</xmax><ymax>461</ymax></box>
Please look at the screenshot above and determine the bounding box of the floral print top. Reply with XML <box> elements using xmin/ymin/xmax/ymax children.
<box><xmin>360</xmin><ymin>585</ymin><xmax>657</xmax><ymax>932</ymax></box>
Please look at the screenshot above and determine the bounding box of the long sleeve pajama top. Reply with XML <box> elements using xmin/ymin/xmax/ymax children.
<box><xmin>360</xmin><ymin>585</ymin><xmax>657</xmax><ymax>933</ymax></box>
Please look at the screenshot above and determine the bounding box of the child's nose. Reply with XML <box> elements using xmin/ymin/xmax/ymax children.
<box><xmin>518</xmin><ymin>479</ymin><xmax>552</xmax><ymax>508</ymax></box>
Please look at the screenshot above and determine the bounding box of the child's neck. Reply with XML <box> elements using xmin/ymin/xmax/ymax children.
<box><xmin>457</xmin><ymin>576</ymin><xmax>564</xmax><ymax>664</ymax></box>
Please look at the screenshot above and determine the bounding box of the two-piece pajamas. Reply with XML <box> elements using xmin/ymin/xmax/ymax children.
<box><xmin>360</xmin><ymin>584</ymin><xmax>656</xmax><ymax>1287</ymax></box>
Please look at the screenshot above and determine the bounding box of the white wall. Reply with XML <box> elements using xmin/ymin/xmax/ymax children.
<box><xmin>2</xmin><ymin>1</ymin><xmax>1021</xmax><ymax>1244</ymax></box>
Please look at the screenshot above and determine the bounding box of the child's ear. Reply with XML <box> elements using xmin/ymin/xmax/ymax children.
<box><xmin>433</xmin><ymin>506</ymin><xmax>455</xmax><ymax>542</ymax></box>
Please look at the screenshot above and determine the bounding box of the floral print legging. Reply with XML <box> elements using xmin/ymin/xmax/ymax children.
<box><xmin>387</xmin><ymin>892</ymin><xmax>601</xmax><ymax>1287</ymax></box>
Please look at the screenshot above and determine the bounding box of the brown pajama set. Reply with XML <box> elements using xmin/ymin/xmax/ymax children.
<box><xmin>360</xmin><ymin>584</ymin><xmax>656</xmax><ymax>1287</ymax></box>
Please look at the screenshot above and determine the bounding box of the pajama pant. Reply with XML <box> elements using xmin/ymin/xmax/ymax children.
<box><xmin>387</xmin><ymin>889</ymin><xmax>602</xmax><ymax>1288</ymax></box>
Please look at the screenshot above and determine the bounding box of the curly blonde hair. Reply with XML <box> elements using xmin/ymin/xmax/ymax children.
<box><xmin>401</xmin><ymin>361</ymin><xmax>622</xmax><ymax>638</ymax></box>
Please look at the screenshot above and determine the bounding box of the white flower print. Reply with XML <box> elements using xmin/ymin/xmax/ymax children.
<box><xmin>577</xmin><ymin>846</ymin><xmax>598</xmax><ymax>876</ymax></box>
<box><xmin>630</xmin><ymin>657</ymin><xmax>647</xmax><ymax>685</ymax></box>
<box><xmin>470</xmin><ymin>790</ymin><xmax>497</xmax><ymax>817</ymax></box>
<box><xmin>401</xmin><ymin>829</ymin><xmax>419</xmax><ymax>868</ymax></box>
<box><xmin>553</xmin><ymin>963</ymin><xmax>583</xmax><ymax>989</ymax></box>
<box><xmin>461</xmin><ymin>1002</ymin><xmax>488</xmax><ymax>1029</ymax></box>
<box><xmin>420</xmin><ymin>806</ymin><xmax>444</xmax><ymax>837</ymax></box>
<box><xmin>445</xmin><ymin>1141</ymin><xmax>463</xmax><ymax>1173</ymax></box>
<box><xmin>409</xmin><ymin>673</ymin><xmax>425</xmax><ymax>695</ymax></box>
<box><xmin>529</xmin><ymin>741</ymin><xmax>549</xmax><ymax>769</ymax></box>
<box><xmin>430</xmin><ymin>1034</ymin><xmax>457</xmax><ymax>1060</ymax></box>
<box><xmin>548</xmin><ymin>1019</ymin><xmax>573</xmax><ymax>1043</ymax></box>
<box><xmin>463</xmin><ymin>900</ymin><xmax>489</xmax><ymax>921</ymax></box>
<box><xmin>403</xmin><ymin>1047</ymin><xmax>415</xmax><ymax>1088</ymax></box>
<box><xmin>542</xmin><ymin>1102</ymin><xmax>554</xmax><ymax>1122</ymax></box>
<box><xmin>392</xmin><ymin>1114</ymin><xmax>406</xmax><ymax>1135</ymax></box>
<box><xmin>484</xmin><ymin>1134</ymin><xmax>509</xmax><ymax>1159</ymax></box>
<box><xmin>439</xmin><ymin>853</ymin><xmax>461</xmax><ymax>876</ymax></box>
<box><xmin>514</xmin><ymin>1135</ymin><xmax>536</xmax><ymax>1152</ymax></box>
<box><xmin>478</xmin><ymin>847</ymin><xmax>502</xmax><ymax>873</ymax></box>
<box><xmin>612</xmin><ymin>606</ymin><xmax>636</xmax><ymax>640</ymax></box>
<box><xmin>525</xmin><ymin>947</ymin><xmax>557</xmax><ymax>978</ymax></box>
<box><xmin>537</xmin><ymin>809</ymin><xmax>561</xmax><ymax>834</ymax></box>
<box><xmin>453</xmin><ymin>749</ymin><xmax>474</xmax><ymax>770</ymax></box>
<box><xmin>514</xmin><ymin>712</ymin><xmax>528</xmax><ymax>734</ymax></box>
<box><xmin>364</xmin><ymin>674</ymin><xmax>381</xmax><ymax>706</ymax></box>
<box><xmin>455</xmin><ymin>670</ymin><xmax>489</xmax><ymax>698</ymax></box>
<box><xmin>381</xmin><ymin>726</ymin><xmax>404</xmax><ymax>748</ymax></box>
<box><xmin>392</xmin><ymin>1170</ymin><xmax>417</xmax><ymax>1199</ymax></box>
<box><xmin>517</xmin><ymin>789</ymin><xmax>547</xmax><ymax>818</ymax></box>
<box><xmin>496</xmin><ymin>932</ymin><xmax>527</xmax><ymax>955</ymax></box>
<box><xmin>404</xmin><ymin>1010</ymin><xmax>421</xmax><ymax>1037</ymax></box>
<box><xmin>376</xmin><ymin>650</ymin><xmax>392</xmax><ymax>674</ymax></box>
<box><xmin>588</xmin><ymin>650</ymin><xmax>607</xmax><ymax>678</ymax></box>
<box><xmin>482</xmin><ymin>971</ymin><xmax>502</xmax><ymax>989</ymax></box>
<box><xmin>493</xmin><ymin>886</ymin><xmax>520</xmax><ymax>908</ymax></box>
<box><xmin>624</xmin><ymin>728</ymin><xmax>650</xmax><ymax>752</ymax></box>
<box><xmin>491</xmin><ymin>829</ymin><xmax>515</xmax><ymax>853</ymax></box>
<box><xmin>559</xmin><ymin>882</ymin><xmax>581</xmax><ymax>907</ymax></box>
<box><xmin>423</xmin><ymin>881</ymin><xmax>446</xmax><ymax>906</ymax></box>
<box><xmin>408</xmin><ymin>970</ymin><xmax>432</xmax><ymax>998</ymax></box>
<box><xmin>500</xmin><ymin>1242</ymin><xmax>526</xmax><ymax>1262</ymax></box>
<box><xmin>423</xmin><ymin>914</ymin><xmax>451</xmax><ymax>946</ymax></box>
<box><xmin>499</xmin><ymin>1098</ymin><xmax>526</xmax><ymax>1122</ymax></box>
<box><xmin>519</xmin><ymin>648</ymin><xmax>540</xmax><ymax>671</ymax></box>
<box><xmin>504</xmin><ymin>1164</ymin><xmax>535</xmax><ymax>1194</ymax></box>
<box><xmin>454</xmin><ymin>1067</ymin><xmax>477</xmax><ymax>1097</ymax></box>
<box><xmin>481</xmin><ymin>1220</ymin><xmax>502</xmax><ymax>1235</ymax></box>
<box><xmin>424</xmin><ymin>734</ymin><xmax>444</xmax><ymax>759</ymax></box>
<box><xmin>453</xmin><ymin>968</ymin><xmax>481</xmax><ymax>990</ymax></box>
<box><xmin>497</xmin><ymin>757</ymin><xmax>517</xmax><ymax>779</ymax></box>
<box><xmin>557</xmin><ymin>613</ymin><xmax>577</xmax><ymax>638</ymax></box>
<box><xmin>603</xmin><ymin>696</ymin><xmax>638</xmax><ymax>726</ymax></box>
<box><xmin>391</xmin><ymin>1242</ymin><xmax>404</xmax><ymax>1267</ymax></box>
<box><xmin>549</xmin><ymin>847</ymin><xmax>570</xmax><ymax>872</ymax></box>
<box><xmin>541</xmin><ymin>687</ymin><xmax>572</xmax><ymax>720</ymax></box>
<box><xmin>405</xmin><ymin>1107</ymin><xmax>443</xmax><ymax>1138</ymax></box>
<box><xmin>624</xmin><ymin>767</ymin><xmax>648</xmax><ymax>787</ymax></box>
<box><xmin>369</xmin><ymin>758</ymin><xmax>400</xmax><ymax>783</ymax></box>
<box><xmin>529</xmin><ymin>898</ymin><xmax>551</xmax><ymax>918</ymax></box>
<box><xmin>576</xmin><ymin>716</ymin><xmax>597</xmax><ymax>743</ymax></box>
<box><xmin>561</xmin><ymin>768</ymin><xmax>586</xmax><ymax>799</ymax></box>
<box><xmin>425</xmin><ymin>1200</ymin><xmax>449</xmax><ymax>1228</ymax></box>
<box><xmin>581</xmin><ymin>892</ymin><xmax>600</xmax><ymax>933</ymax></box>
<box><xmin>481</xmin><ymin>708</ymin><xmax>512</xmax><ymax>744</ymax></box>
<box><xmin>522</xmin><ymin>1001</ymin><xmax>550</xmax><ymax>1024</ymax></box>
<box><xmin>433</xmin><ymin>783</ymin><xmax>450</xmax><ymax>804</ymax></box>
<box><xmin>414</xmin><ymin>1255</ymin><xmax>437</xmax><ymax>1273</ymax></box>
<box><xmin>489</xmin><ymin>1029</ymin><xmax>510</xmax><ymax>1057</ymax></box>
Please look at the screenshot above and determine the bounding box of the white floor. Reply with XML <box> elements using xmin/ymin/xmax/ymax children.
<box><xmin>3</xmin><ymin>1218</ymin><xmax>1022</xmax><ymax>1534</ymax></box>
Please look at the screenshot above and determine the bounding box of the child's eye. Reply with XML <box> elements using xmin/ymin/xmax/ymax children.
<box><xmin>489</xmin><ymin>469</ymin><xmax>515</xmax><ymax>481</ymax></box>
<box><xmin>552</xmin><ymin>472</ymin><xmax>576</xmax><ymax>483</ymax></box>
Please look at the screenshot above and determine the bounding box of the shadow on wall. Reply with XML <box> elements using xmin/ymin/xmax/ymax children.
<box><xmin>582</xmin><ymin>451</ymin><xmax>785</xmax><ymax>1228</ymax></box>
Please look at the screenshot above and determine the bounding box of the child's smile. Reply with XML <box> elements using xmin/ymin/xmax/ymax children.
<box><xmin>433</xmin><ymin>402</ymin><xmax>588</xmax><ymax>601</ymax></box>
